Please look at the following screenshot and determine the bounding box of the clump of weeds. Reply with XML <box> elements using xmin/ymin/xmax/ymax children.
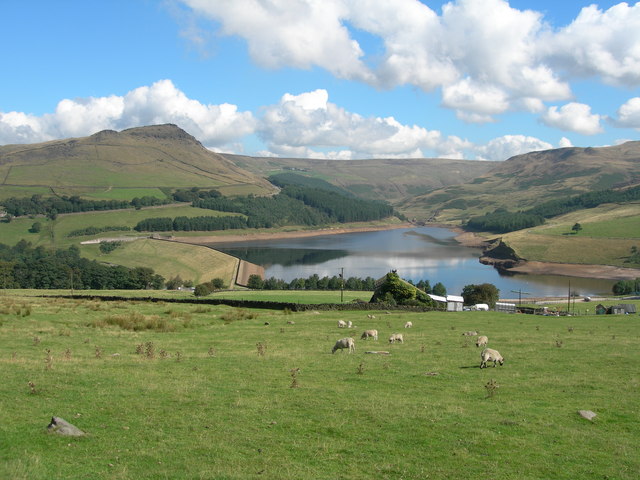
<box><xmin>290</xmin><ymin>368</ymin><xmax>300</xmax><ymax>388</ymax></box>
<box><xmin>44</xmin><ymin>349</ymin><xmax>53</xmax><ymax>370</ymax></box>
<box><xmin>145</xmin><ymin>342</ymin><xmax>155</xmax><ymax>359</ymax></box>
<box><xmin>95</xmin><ymin>346</ymin><xmax>103</xmax><ymax>358</ymax></box>
<box><xmin>256</xmin><ymin>342</ymin><xmax>267</xmax><ymax>357</ymax></box>
<box><xmin>28</xmin><ymin>381</ymin><xmax>37</xmax><ymax>395</ymax></box>
<box><xmin>222</xmin><ymin>308</ymin><xmax>258</xmax><ymax>324</ymax></box>
<box><xmin>208</xmin><ymin>347</ymin><xmax>216</xmax><ymax>357</ymax></box>
<box><xmin>485</xmin><ymin>379</ymin><xmax>499</xmax><ymax>398</ymax></box>
<box><xmin>356</xmin><ymin>362</ymin><xmax>365</xmax><ymax>375</ymax></box>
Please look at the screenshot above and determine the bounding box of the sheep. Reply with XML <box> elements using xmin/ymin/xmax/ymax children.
<box><xmin>367</xmin><ymin>314</ymin><xmax>376</xmax><ymax>319</ymax></box>
<box><xmin>360</xmin><ymin>329</ymin><xmax>378</xmax><ymax>340</ymax></box>
<box><xmin>332</xmin><ymin>337</ymin><xmax>355</xmax><ymax>354</ymax></box>
<box><xmin>462</xmin><ymin>331</ymin><xmax>478</xmax><ymax>336</ymax></box>
<box><xmin>347</xmin><ymin>320</ymin><xmax>353</xmax><ymax>328</ymax></box>
<box><xmin>337</xmin><ymin>320</ymin><xmax>347</xmax><ymax>328</ymax></box>
<box><xmin>476</xmin><ymin>335</ymin><xmax>488</xmax><ymax>348</ymax></box>
<box><xmin>389</xmin><ymin>333</ymin><xmax>404</xmax><ymax>343</ymax></box>
<box><xmin>480</xmin><ymin>348</ymin><xmax>504</xmax><ymax>368</ymax></box>
<box><xmin>404</xmin><ymin>321</ymin><xmax>413</xmax><ymax>328</ymax></box>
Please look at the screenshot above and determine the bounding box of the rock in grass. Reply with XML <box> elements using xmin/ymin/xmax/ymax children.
<box><xmin>47</xmin><ymin>417</ymin><xmax>86</xmax><ymax>436</ymax></box>
<box><xmin>578</xmin><ymin>410</ymin><xmax>597</xmax><ymax>421</ymax></box>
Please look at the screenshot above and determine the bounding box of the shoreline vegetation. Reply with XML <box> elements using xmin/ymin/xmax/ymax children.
<box><xmin>169</xmin><ymin>221</ymin><xmax>640</xmax><ymax>282</ymax></box>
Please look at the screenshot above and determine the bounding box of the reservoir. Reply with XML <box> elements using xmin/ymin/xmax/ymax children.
<box><xmin>213</xmin><ymin>226</ymin><xmax>616</xmax><ymax>298</ymax></box>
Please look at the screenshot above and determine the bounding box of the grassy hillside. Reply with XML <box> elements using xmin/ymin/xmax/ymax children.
<box><xmin>223</xmin><ymin>153</ymin><xmax>494</xmax><ymax>205</ymax></box>
<box><xmin>1</xmin><ymin>294</ymin><xmax>638</xmax><ymax>479</ymax></box>
<box><xmin>400</xmin><ymin>141</ymin><xmax>640</xmax><ymax>223</ymax></box>
<box><xmin>500</xmin><ymin>203</ymin><xmax>640</xmax><ymax>267</ymax></box>
<box><xmin>81</xmin><ymin>239</ymin><xmax>239</xmax><ymax>286</ymax></box>
<box><xmin>0</xmin><ymin>124</ymin><xmax>276</xmax><ymax>200</ymax></box>
<box><xmin>0</xmin><ymin>205</ymin><xmax>242</xmax><ymax>285</ymax></box>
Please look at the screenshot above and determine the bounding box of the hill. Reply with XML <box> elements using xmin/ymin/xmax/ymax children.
<box><xmin>221</xmin><ymin>153</ymin><xmax>495</xmax><ymax>205</ymax></box>
<box><xmin>399</xmin><ymin>141</ymin><xmax>640</xmax><ymax>223</ymax></box>
<box><xmin>0</xmin><ymin>124</ymin><xmax>276</xmax><ymax>200</ymax></box>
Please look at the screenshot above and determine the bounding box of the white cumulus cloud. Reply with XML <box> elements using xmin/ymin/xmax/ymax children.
<box><xmin>474</xmin><ymin>135</ymin><xmax>553</xmax><ymax>161</ymax></box>
<box><xmin>178</xmin><ymin>0</ymin><xmax>640</xmax><ymax>126</ymax></box>
<box><xmin>257</xmin><ymin>89</ymin><xmax>472</xmax><ymax>158</ymax></box>
<box><xmin>0</xmin><ymin>80</ymin><xmax>256</xmax><ymax>149</ymax></box>
<box><xmin>540</xmin><ymin>2</ymin><xmax>640</xmax><ymax>86</ymax></box>
<box><xmin>613</xmin><ymin>97</ymin><xmax>640</xmax><ymax>130</ymax></box>
<box><xmin>541</xmin><ymin>102</ymin><xmax>603</xmax><ymax>135</ymax></box>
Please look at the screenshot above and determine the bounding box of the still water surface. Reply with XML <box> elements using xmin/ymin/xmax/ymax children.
<box><xmin>213</xmin><ymin>227</ymin><xmax>615</xmax><ymax>297</ymax></box>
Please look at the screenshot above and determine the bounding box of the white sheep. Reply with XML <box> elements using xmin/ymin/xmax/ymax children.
<box><xmin>462</xmin><ymin>331</ymin><xmax>478</xmax><ymax>336</ymax></box>
<box><xmin>332</xmin><ymin>337</ymin><xmax>355</xmax><ymax>354</ymax></box>
<box><xmin>404</xmin><ymin>321</ymin><xmax>413</xmax><ymax>328</ymax></box>
<box><xmin>337</xmin><ymin>320</ymin><xmax>347</xmax><ymax>328</ymax></box>
<box><xmin>476</xmin><ymin>335</ymin><xmax>488</xmax><ymax>348</ymax></box>
<box><xmin>367</xmin><ymin>314</ymin><xmax>376</xmax><ymax>319</ymax></box>
<box><xmin>361</xmin><ymin>329</ymin><xmax>378</xmax><ymax>340</ymax></box>
<box><xmin>347</xmin><ymin>320</ymin><xmax>353</xmax><ymax>328</ymax></box>
<box><xmin>480</xmin><ymin>348</ymin><xmax>504</xmax><ymax>368</ymax></box>
<box><xmin>389</xmin><ymin>333</ymin><xmax>404</xmax><ymax>343</ymax></box>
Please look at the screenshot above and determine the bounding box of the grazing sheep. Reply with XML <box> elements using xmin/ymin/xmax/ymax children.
<box><xmin>404</xmin><ymin>321</ymin><xmax>413</xmax><ymax>328</ymax></box>
<box><xmin>480</xmin><ymin>348</ymin><xmax>504</xmax><ymax>368</ymax></box>
<box><xmin>389</xmin><ymin>333</ymin><xmax>404</xmax><ymax>343</ymax></box>
<box><xmin>347</xmin><ymin>320</ymin><xmax>353</xmax><ymax>328</ymax></box>
<box><xmin>337</xmin><ymin>320</ymin><xmax>347</xmax><ymax>328</ymax></box>
<box><xmin>360</xmin><ymin>329</ymin><xmax>378</xmax><ymax>340</ymax></box>
<box><xmin>367</xmin><ymin>314</ymin><xmax>376</xmax><ymax>319</ymax></box>
<box><xmin>332</xmin><ymin>337</ymin><xmax>355</xmax><ymax>354</ymax></box>
<box><xmin>462</xmin><ymin>331</ymin><xmax>478</xmax><ymax>336</ymax></box>
<box><xmin>476</xmin><ymin>335</ymin><xmax>488</xmax><ymax>348</ymax></box>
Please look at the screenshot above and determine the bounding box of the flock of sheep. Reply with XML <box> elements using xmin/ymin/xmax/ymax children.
<box><xmin>332</xmin><ymin>319</ymin><xmax>505</xmax><ymax>369</ymax></box>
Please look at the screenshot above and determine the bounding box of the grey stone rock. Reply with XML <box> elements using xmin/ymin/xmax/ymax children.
<box><xmin>47</xmin><ymin>416</ymin><xmax>86</xmax><ymax>436</ymax></box>
<box><xmin>578</xmin><ymin>410</ymin><xmax>597</xmax><ymax>421</ymax></box>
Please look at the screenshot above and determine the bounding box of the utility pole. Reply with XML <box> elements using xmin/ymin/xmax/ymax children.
<box><xmin>510</xmin><ymin>289</ymin><xmax>530</xmax><ymax>308</ymax></box>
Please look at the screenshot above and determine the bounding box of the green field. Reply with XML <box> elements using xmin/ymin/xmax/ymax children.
<box><xmin>0</xmin><ymin>205</ymin><xmax>241</xmax><ymax>249</ymax></box>
<box><xmin>1</xmin><ymin>293</ymin><xmax>638</xmax><ymax>479</ymax></box>
<box><xmin>81</xmin><ymin>239</ymin><xmax>240</xmax><ymax>287</ymax></box>
<box><xmin>502</xmin><ymin>203</ymin><xmax>640</xmax><ymax>267</ymax></box>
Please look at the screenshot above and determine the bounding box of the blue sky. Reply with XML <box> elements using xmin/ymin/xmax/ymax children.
<box><xmin>1</xmin><ymin>0</ymin><xmax>639</xmax><ymax>160</ymax></box>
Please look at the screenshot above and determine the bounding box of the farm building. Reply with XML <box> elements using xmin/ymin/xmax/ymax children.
<box><xmin>495</xmin><ymin>302</ymin><xmax>517</xmax><ymax>313</ymax></box>
<box><xmin>609</xmin><ymin>304</ymin><xmax>637</xmax><ymax>315</ymax></box>
<box><xmin>446</xmin><ymin>295</ymin><xmax>464</xmax><ymax>312</ymax></box>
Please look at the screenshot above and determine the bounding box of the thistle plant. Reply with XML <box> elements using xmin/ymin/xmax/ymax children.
<box><xmin>290</xmin><ymin>367</ymin><xmax>300</xmax><ymax>388</ymax></box>
<box><xmin>485</xmin><ymin>378</ymin><xmax>499</xmax><ymax>398</ymax></box>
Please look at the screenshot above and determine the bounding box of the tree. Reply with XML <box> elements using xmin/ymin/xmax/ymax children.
<box><xmin>210</xmin><ymin>278</ymin><xmax>225</xmax><ymax>290</ymax></box>
<box><xmin>194</xmin><ymin>283</ymin><xmax>213</xmax><ymax>297</ymax></box>
<box><xmin>571</xmin><ymin>222</ymin><xmax>582</xmax><ymax>234</ymax></box>
<box><xmin>432</xmin><ymin>282</ymin><xmax>447</xmax><ymax>296</ymax></box>
<box><xmin>165</xmin><ymin>275</ymin><xmax>184</xmax><ymax>290</ymax></box>
<box><xmin>461</xmin><ymin>283</ymin><xmax>500</xmax><ymax>308</ymax></box>
<box><xmin>29</xmin><ymin>222</ymin><xmax>42</xmax><ymax>233</ymax></box>
<box><xmin>370</xmin><ymin>272</ymin><xmax>416</xmax><ymax>304</ymax></box>
<box><xmin>247</xmin><ymin>274</ymin><xmax>264</xmax><ymax>289</ymax></box>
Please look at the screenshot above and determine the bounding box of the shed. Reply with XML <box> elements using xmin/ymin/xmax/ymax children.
<box><xmin>446</xmin><ymin>295</ymin><xmax>464</xmax><ymax>312</ymax></box>
<box><xmin>495</xmin><ymin>302</ymin><xmax>516</xmax><ymax>313</ymax></box>
<box><xmin>609</xmin><ymin>304</ymin><xmax>636</xmax><ymax>315</ymax></box>
<box><xmin>595</xmin><ymin>304</ymin><xmax>607</xmax><ymax>315</ymax></box>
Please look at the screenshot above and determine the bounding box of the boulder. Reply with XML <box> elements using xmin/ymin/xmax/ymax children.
<box><xmin>47</xmin><ymin>417</ymin><xmax>85</xmax><ymax>436</ymax></box>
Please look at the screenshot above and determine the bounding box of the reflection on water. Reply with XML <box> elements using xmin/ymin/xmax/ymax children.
<box><xmin>211</xmin><ymin>227</ymin><xmax>615</xmax><ymax>297</ymax></box>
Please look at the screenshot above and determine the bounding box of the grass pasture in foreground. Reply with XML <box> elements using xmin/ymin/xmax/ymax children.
<box><xmin>0</xmin><ymin>293</ymin><xmax>638</xmax><ymax>479</ymax></box>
